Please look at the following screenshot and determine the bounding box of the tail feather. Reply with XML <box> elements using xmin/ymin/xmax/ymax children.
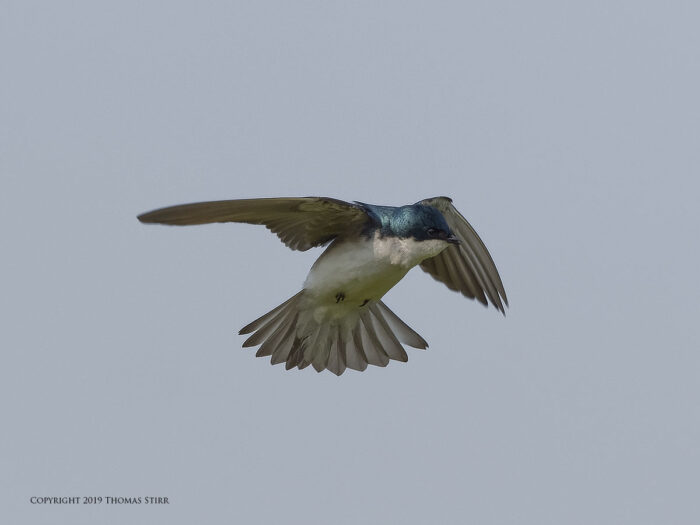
<box><xmin>375</xmin><ymin>302</ymin><xmax>428</xmax><ymax>349</ymax></box>
<box><xmin>310</xmin><ymin>323</ymin><xmax>332</xmax><ymax>372</ymax></box>
<box><xmin>368</xmin><ymin>304</ymin><xmax>409</xmax><ymax>362</ymax></box>
<box><xmin>297</xmin><ymin>357</ymin><xmax>312</xmax><ymax>370</ymax></box>
<box><xmin>239</xmin><ymin>293</ymin><xmax>428</xmax><ymax>375</ymax></box>
<box><xmin>326</xmin><ymin>326</ymin><xmax>347</xmax><ymax>376</ymax></box>
<box><xmin>254</xmin><ymin>319</ymin><xmax>285</xmax><ymax>357</ymax></box>
<box><xmin>357</xmin><ymin>313</ymin><xmax>390</xmax><ymax>367</ymax></box>
<box><xmin>239</xmin><ymin>291</ymin><xmax>303</xmax><ymax>335</ymax></box>
<box><xmin>242</xmin><ymin>298</ymin><xmax>296</xmax><ymax>348</ymax></box>
<box><xmin>345</xmin><ymin>323</ymin><xmax>369</xmax><ymax>372</ymax></box>
<box><xmin>283</xmin><ymin>337</ymin><xmax>305</xmax><ymax>368</ymax></box>
<box><xmin>344</xmin><ymin>326</ymin><xmax>367</xmax><ymax>372</ymax></box>
<box><xmin>260</xmin><ymin>312</ymin><xmax>297</xmax><ymax>359</ymax></box>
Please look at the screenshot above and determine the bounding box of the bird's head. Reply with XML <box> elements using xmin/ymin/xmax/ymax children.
<box><xmin>392</xmin><ymin>205</ymin><xmax>459</xmax><ymax>245</ymax></box>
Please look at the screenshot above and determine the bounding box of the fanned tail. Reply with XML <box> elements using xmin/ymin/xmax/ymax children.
<box><xmin>238</xmin><ymin>293</ymin><xmax>427</xmax><ymax>376</ymax></box>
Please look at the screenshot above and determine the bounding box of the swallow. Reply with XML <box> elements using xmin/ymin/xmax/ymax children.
<box><xmin>138</xmin><ymin>196</ymin><xmax>507</xmax><ymax>375</ymax></box>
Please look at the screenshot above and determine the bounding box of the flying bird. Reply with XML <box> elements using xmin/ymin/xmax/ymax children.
<box><xmin>138</xmin><ymin>196</ymin><xmax>507</xmax><ymax>375</ymax></box>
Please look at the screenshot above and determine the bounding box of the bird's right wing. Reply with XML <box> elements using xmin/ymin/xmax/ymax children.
<box><xmin>418</xmin><ymin>196</ymin><xmax>508</xmax><ymax>313</ymax></box>
<box><xmin>137</xmin><ymin>197</ymin><xmax>371</xmax><ymax>251</ymax></box>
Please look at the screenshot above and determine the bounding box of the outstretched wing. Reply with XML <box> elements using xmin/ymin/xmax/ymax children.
<box><xmin>418</xmin><ymin>196</ymin><xmax>508</xmax><ymax>313</ymax></box>
<box><xmin>138</xmin><ymin>197</ymin><xmax>371</xmax><ymax>251</ymax></box>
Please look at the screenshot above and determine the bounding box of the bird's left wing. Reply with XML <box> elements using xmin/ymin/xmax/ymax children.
<box><xmin>138</xmin><ymin>197</ymin><xmax>371</xmax><ymax>251</ymax></box>
<box><xmin>418</xmin><ymin>196</ymin><xmax>508</xmax><ymax>313</ymax></box>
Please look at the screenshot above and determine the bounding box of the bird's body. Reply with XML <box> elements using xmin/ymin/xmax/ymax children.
<box><xmin>138</xmin><ymin>196</ymin><xmax>507</xmax><ymax>375</ymax></box>
<box><xmin>305</xmin><ymin>231</ymin><xmax>447</xmax><ymax>308</ymax></box>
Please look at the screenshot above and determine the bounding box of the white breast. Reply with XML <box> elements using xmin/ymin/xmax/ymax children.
<box><xmin>303</xmin><ymin>232</ymin><xmax>449</xmax><ymax>306</ymax></box>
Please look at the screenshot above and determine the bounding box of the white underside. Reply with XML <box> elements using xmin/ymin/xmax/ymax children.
<box><xmin>302</xmin><ymin>232</ymin><xmax>449</xmax><ymax>323</ymax></box>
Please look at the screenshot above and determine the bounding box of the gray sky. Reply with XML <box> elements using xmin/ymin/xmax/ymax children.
<box><xmin>2</xmin><ymin>1</ymin><xmax>699</xmax><ymax>524</ymax></box>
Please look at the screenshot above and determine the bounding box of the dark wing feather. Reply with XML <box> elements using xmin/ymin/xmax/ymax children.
<box><xmin>418</xmin><ymin>196</ymin><xmax>508</xmax><ymax>313</ymax></box>
<box><xmin>138</xmin><ymin>197</ymin><xmax>370</xmax><ymax>251</ymax></box>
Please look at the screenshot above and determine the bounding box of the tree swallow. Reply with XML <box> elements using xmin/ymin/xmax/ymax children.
<box><xmin>138</xmin><ymin>196</ymin><xmax>507</xmax><ymax>375</ymax></box>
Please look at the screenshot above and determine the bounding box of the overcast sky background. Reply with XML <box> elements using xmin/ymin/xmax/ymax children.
<box><xmin>2</xmin><ymin>1</ymin><xmax>699</xmax><ymax>524</ymax></box>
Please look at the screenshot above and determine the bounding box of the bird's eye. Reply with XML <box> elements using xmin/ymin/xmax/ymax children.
<box><xmin>427</xmin><ymin>228</ymin><xmax>438</xmax><ymax>237</ymax></box>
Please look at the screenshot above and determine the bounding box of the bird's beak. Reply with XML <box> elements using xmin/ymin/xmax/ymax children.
<box><xmin>446</xmin><ymin>234</ymin><xmax>460</xmax><ymax>245</ymax></box>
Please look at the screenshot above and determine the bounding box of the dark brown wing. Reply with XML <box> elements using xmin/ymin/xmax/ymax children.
<box><xmin>138</xmin><ymin>197</ymin><xmax>370</xmax><ymax>251</ymax></box>
<box><xmin>418</xmin><ymin>196</ymin><xmax>508</xmax><ymax>313</ymax></box>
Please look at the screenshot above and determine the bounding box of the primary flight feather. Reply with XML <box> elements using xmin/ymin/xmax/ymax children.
<box><xmin>138</xmin><ymin>196</ymin><xmax>507</xmax><ymax>375</ymax></box>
